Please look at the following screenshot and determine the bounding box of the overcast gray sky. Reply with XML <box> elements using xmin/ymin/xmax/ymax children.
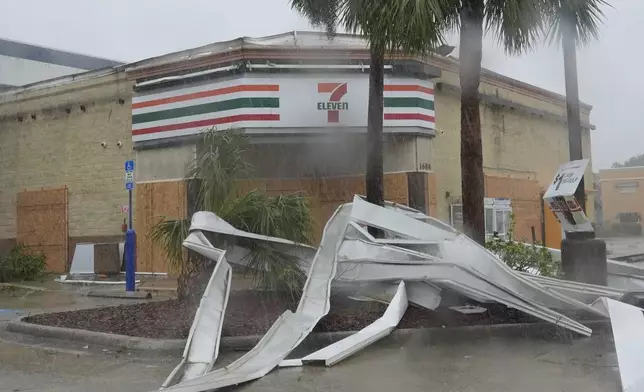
<box><xmin>0</xmin><ymin>0</ymin><xmax>638</xmax><ymax>170</ymax></box>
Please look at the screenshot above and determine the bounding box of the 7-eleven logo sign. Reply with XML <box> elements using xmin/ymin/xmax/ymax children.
<box><xmin>317</xmin><ymin>82</ymin><xmax>348</xmax><ymax>123</ymax></box>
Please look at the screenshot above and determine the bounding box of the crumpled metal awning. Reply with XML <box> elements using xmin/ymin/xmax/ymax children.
<box><xmin>157</xmin><ymin>195</ymin><xmax>644</xmax><ymax>391</ymax></box>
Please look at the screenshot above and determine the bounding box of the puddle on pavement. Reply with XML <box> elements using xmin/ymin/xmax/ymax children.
<box><xmin>0</xmin><ymin>287</ymin><xmax>75</xmax><ymax>310</ymax></box>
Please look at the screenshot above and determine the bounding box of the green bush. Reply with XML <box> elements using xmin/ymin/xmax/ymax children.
<box><xmin>485</xmin><ymin>214</ymin><xmax>561</xmax><ymax>277</ymax></box>
<box><xmin>0</xmin><ymin>244</ymin><xmax>47</xmax><ymax>282</ymax></box>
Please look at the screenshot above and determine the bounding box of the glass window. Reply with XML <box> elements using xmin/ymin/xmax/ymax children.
<box><xmin>496</xmin><ymin>210</ymin><xmax>506</xmax><ymax>234</ymax></box>
<box><xmin>485</xmin><ymin>208</ymin><xmax>494</xmax><ymax>235</ymax></box>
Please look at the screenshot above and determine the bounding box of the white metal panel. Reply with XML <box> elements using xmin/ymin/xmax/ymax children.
<box><xmin>300</xmin><ymin>281</ymin><xmax>408</xmax><ymax>366</ymax></box>
<box><xmin>69</xmin><ymin>243</ymin><xmax>94</xmax><ymax>275</ymax></box>
<box><xmin>592</xmin><ymin>298</ymin><xmax>644</xmax><ymax>392</ymax></box>
<box><xmin>351</xmin><ymin>196</ymin><xmax>455</xmax><ymax>241</ymax></box>
<box><xmin>162</xmin><ymin>233</ymin><xmax>232</xmax><ymax>388</ymax></box>
<box><xmin>335</xmin><ymin>261</ymin><xmax>591</xmax><ymax>336</ymax></box>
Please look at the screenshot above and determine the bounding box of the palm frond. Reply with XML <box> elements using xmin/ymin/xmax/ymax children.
<box><xmin>292</xmin><ymin>0</ymin><xmax>452</xmax><ymax>55</ymax></box>
<box><xmin>344</xmin><ymin>0</ymin><xmax>449</xmax><ymax>53</ymax></box>
<box><xmin>221</xmin><ymin>190</ymin><xmax>313</xmax><ymax>244</ymax></box>
<box><xmin>484</xmin><ymin>0</ymin><xmax>544</xmax><ymax>54</ymax></box>
<box><xmin>152</xmin><ymin>127</ymin><xmax>314</xmax><ymax>299</ymax></box>
<box><xmin>149</xmin><ymin>218</ymin><xmax>190</xmax><ymax>271</ymax></box>
<box><xmin>241</xmin><ymin>240</ymin><xmax>306</xmax><ymax>301</ymax></box>
<box><xmin>542</xmin><ymin>0</ymin><xmax>610</xmax><ymax>47</ymax></box>
<box><xmin>187</xmin><ymin>128</ymin><xmax>252</xmax><ymax>213</ymax></box>
<box><xmin>290</xmin><ymin>0</ymin><xmax>342</xmax><ymax>37</ymax></box>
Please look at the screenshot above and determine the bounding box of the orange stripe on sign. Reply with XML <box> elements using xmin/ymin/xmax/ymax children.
<box><xmin>318</xmin><ymin>83</ymin><xmax>343</xmax><ymax>93</ymax></box>
<box><xmin>132</xmin><ymin>114</ymin><xmax>280</xmax><ymax>135</ymax></box>
<box><xmin>132</xmin><ymin>85</ymin><xmax>280</xmax><ymax>109</ymax></box>
<box><xmin>385</xmin><ymin>85</ymin><xmax>434</xmax><ymax>95</ymax></box>
<box><xmin>384</xmin><ymin>113</ymin><xmax>435</xmax><ymax>122</ymax></box>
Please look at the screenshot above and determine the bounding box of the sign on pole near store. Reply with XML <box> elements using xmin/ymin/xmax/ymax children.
<box><xmin>124</xmin><ymin>159</ymin><xmax>136</xmax><ymax>292</ymax></box>
<box><xmin>543</xmin><ymin>159</ymin><xmax>594</xmax><ymax>233</ymax></box>
<box><xmin>125</xmin><ymin>160</ymin><xmax>135</xmax><ymax>190</ymax></box>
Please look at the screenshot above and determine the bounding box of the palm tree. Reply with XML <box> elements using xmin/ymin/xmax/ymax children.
<box><xmin>440</xmin><ymin>0</ymin><xmax>544</xmax><ymax>245</ymax></box>
<box><xmin>446</xmin><ymin>0</ymin><xmax>607</xmax><ymax>245</ymax></box>
<box><xmin>542</xmin><ymin>0</ymin><xmax>608</xmax><ymax>213</ymax></box>
<box><xmin>151</xmin><ymin>128</ymin><xmax>313</xmax><ymax>305</ymax></box>
<box><xmin>290</xmin><ymin>0</ymin><xmax>447</xmax><ymax>213</ymax></box>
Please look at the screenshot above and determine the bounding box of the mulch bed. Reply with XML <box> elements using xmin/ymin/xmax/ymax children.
<box><xmin>24</xmin><ymin>290</ymin><xmax>537</xmax><ymax>340</ymax></box>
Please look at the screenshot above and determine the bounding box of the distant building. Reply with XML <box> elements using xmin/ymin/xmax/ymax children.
<box><xmin>0</xmin><ymin>38</ymin><xmax>122</xmax><ymax>90</ymax></box>
<box><xmin>598</xmin><ymin>166</ymin><xmax>644</xmax><ymax>235</ymax></box>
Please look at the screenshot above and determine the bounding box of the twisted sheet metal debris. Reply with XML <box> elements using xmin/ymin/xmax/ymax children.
<box><xmin>158</xmin><ymin>195</ymin><xmax>644</xmax><ymax>391</ymax></box>
<box><xmin>281</xmin><ymin>280</ymin><xmax>408</xmax><ymax>367</ymax></box>
<box><xmin>162</xmin><ymin>233</ymin><xmax>232</xmax><ymax>388</ymax></box>
<box><xmin>159</xmin><ymin>204</ymin><xmax>349</xmax><ymax>392</ymax></box>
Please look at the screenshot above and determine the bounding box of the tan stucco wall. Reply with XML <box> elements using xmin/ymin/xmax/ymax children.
<box><xmin>430</xmin><ymin>67</ymin><xmax>595</xmax><ymax>224</ymax></box>
<box><xmin>0</xmin><ymin>62</ymin><xmax>597</xmax><ymax>256</ymax></box>
<box><xmin>0</xmin><ymin>72</ymin><xmax>134</xmax><ymax>242</ymax></box>
<box><xmin>599</xmin><ymin>166</ymin><xmax>644</xmax><ymax>225</ymax></box>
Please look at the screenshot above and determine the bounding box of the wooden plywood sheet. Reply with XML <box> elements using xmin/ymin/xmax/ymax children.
<box><xmin>16</xmin><ymin>187</ymin><xmax>68</xmax><ymax>273</ymax></box>
<box><xmin>136</xmin><ymin>181</ymin><xmax>186</xmax><ymax>273</ymax></box>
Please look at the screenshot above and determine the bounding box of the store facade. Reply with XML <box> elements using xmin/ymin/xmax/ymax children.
<box><xmin>0</xmin><ymin>31</ymin><xmax>596</xmax><ymax>273</ymax></box>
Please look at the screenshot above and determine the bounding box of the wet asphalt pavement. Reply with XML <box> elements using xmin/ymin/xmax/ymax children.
<box><xmin>0</xmin><ymin>321</ymin><xmax>621</xmax><ymax>392</ymax></box>
<box><xmin>0</xmin><ymin>278</ymin><xmax>624</xmax><ymax>392</ymax></box>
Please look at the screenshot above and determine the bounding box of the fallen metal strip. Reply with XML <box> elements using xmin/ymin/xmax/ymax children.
<box><xmin>160</xmin><ymin>204</ymin><xmax>350</xmax><ymax>392</ymax></box>
<box><xmin>351</xmin><ymin>198</ymin><xmax>602</xmax><ymax>317</ymax></box>
<box><xmin>336</xmin><ymin>261</ymin><xmax>591</xmax><ymax>336</ymax></box>
<box><xmin>337</xmin><ymin>239</ymin><xmax>438</xmax><ymax>265</ymax></box>
<box><xmin>351</xmin><ymin>196</ymin><xmax>456</xmax><ymax>242</ymax></box>
<box><xmin>444</xmin><ymin>235</ymin><xmax>604</xmax><ymax>316</ymax></box>
<box><xmin>162</xmin><ymin>233</ymin><xmax>232</xmax><ymax>387</ymax></box>
<box><xmin>190</xmin><ymin>211</ymin><xmax>317</xmax><ymax>250</ymax></box>
<box><xmin>520</xmin><ymin>272</ymin><xmax>625</xmax><ymax>304</ymax></box>
<box><xmin>299</xmin><ymin>281</ymin><xmax>408</xmax><ymax>366</ymax></box>
<box><xmin>334</xmin><ymin>280</ymin><xmax>442</xmax><ymax>310</ymax></box>
<box><xmin>592</xmin><ymin>297</ymin><xmax>644</xmax><ymax>392</ymax></box>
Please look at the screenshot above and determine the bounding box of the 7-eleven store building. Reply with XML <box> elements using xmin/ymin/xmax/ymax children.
<box><xmin>130</xmin><ymin>39</ymin><xmax>440</xmax><ymax>272</ymax></box>
<box><xmin>126</xmin><ymin>32</ymin><xmax>590</xmax><ymax>273</ymax></box>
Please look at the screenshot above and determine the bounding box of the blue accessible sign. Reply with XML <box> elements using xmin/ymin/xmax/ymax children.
<box><xmin>125</xmin><ymin>160</ymin><xmax>135</xmax><ymax>190</ymax></box>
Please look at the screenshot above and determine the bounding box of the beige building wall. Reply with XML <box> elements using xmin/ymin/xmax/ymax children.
<box><xmin>0</xmin><ymin>71</ymin><xmax>134</xmax><ymax>258</ymax></box>
<box><xmin>599</xmin><ymin>166</ymin><xmax>644</xmax><ymax>225</ymax></box>
<box><xmin>431</xmin><ymin>67</ymin><xmax>595</xmax><ymax>225</ymax></box>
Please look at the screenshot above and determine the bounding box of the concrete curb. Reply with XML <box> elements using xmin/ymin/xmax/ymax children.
<box><xmin>0</xmin><ymin>283</ymin><xmax>47</xmax><ymax>292</ymax></box>
<box><xmin>6</xmin><ymin>318</ymin><xmax>611</xmax><ymax>354</ymax></box>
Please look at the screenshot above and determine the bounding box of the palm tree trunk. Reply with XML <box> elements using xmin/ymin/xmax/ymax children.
<box><xmin>459</xmin><ymin>0</ymin><xmax>486</xmax><ymax>245</ymax></box>
<box><xmin>562</xmin><ymin>11</ymin><xmax>586</xmax><ymax>212</ymax></box>
<box><xmin>366</xmin><ymin>46</ymin><xmax>386</xmax><ymax>237</ymax></box>
<box><xmin>366</xmin><ymin>46</ymin><xmax>385</xmax><ymax>208</ymax></box>
<box><xmin>178</xmin><ymin>177</ymin><xmax>213</xmax><ymax>305</ymax></box>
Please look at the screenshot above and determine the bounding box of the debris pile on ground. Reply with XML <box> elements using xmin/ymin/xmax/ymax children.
<box><xmin>21</xmin><ymin>196</ymin><xmax>644</xmax><ymax>392</ymax></box>
<box><xmin>24</xmin><ymin>293</ymin><xmax>541</xmax><ymax>339</ymax></box>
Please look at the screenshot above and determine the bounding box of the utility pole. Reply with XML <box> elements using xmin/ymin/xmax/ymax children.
<box><xmin>560</xmin><ymin>10</ymin><xmax>607</xmax><ymax>285</ymax></box>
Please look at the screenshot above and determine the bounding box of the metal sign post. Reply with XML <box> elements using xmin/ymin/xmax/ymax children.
<box><xmin>124</xmin><ymin>160</ymin><xmax>136</xmax><ymax>292</ymax></box>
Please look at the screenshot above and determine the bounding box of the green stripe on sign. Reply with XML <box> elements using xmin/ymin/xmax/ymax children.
<box><xmin>384</xmin><ymin>97</ymin><xmax>434</xmax><ymax>111</ymax></box>
<box><xmin>132</xmin><ymin>97</ymin><xmax>279</xmax><ymax>124</ymax></box>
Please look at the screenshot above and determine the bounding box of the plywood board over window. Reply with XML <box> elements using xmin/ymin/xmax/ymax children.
<box><xmin>136</xmin><ymin>180</ymin><xmax>187</xmax><ymax>273</ymax></box>
<box><xmin>17</xmin><ymin>187</ymin><xmax>68</xmax><ymax>273</ymax></box>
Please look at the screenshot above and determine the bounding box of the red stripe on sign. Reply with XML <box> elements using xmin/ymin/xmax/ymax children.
<box><xmin>132</xmin><ymin>85</ymin><xmax>280</xmax><ymax>109</ymax></box>
<box><xmin>384</xmin><ymin>85</ymin><xmax>434</xmax><ymax>95</ymax></box>
<box><xmin>384</xmin><ymin>113</ymin><xmax>436</xmax><ymax>122</ymax></box>
<box><xmin>132</xmin><ymin>114</ymin><xmax>280</xmax><ymax>135</ymax></box>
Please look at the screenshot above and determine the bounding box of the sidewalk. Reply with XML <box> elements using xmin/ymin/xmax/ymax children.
<box><xmin>0</xmin><ymin>326</ymin><xmax>619</xmax><ymax>392</ymax></box>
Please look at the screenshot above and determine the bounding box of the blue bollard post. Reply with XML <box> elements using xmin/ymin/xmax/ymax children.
<box><xmin>125</xmin><ymin>229</ymin><xmax>136</xmax><ymax>292</ymax></box>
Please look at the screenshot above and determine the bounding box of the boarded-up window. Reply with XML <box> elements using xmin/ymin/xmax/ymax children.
<box><xmin>17</xmin><ymin>188</ymin><xmax>68</xmax><ymax>273</ymax></box>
